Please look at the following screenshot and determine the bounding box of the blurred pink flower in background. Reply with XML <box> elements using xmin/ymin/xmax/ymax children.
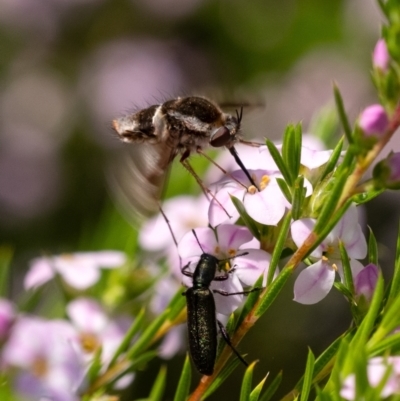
<box><xmin>134</xmin><ymin>0</ymin><xmax>204</xmax><ymax>19</ymax></box>
<box><xmin>25</xmin><ymin>251</ymin><xmax>127</xmax><ymax>290</ymax></box>
<box><xmin>0</xmin><ymin>69</ymin><xmax>72</xmax><ymax>222</ymax></box>
<box><xmin>79</xmin><ymin>40</ymin><xmax>186</xmax><ymax>146</ymax></box>
<box><xmin>140</xmin><ymin>195</ymin><xmax>209</xmax><ymax>277</ymax></box>
<box><xmin>2</xmin><ymin>317</ymin><xmax>85</xmax><ymax>401</ymax></box>
<box><xmin>341</xmin><ymin>357</ymin><xmax>400</xmax><ymax>399</ymax></box>
<box><xmin>67</xmin><ymin>298</ymin><xmax>132</xmax><ymax>365</ymax></box>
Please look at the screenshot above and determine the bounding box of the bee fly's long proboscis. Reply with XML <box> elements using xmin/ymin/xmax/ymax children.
<box><xmin>110</xmin><ymin>96</ymin><xmax>260</xmax><ymax>220</ymax></box>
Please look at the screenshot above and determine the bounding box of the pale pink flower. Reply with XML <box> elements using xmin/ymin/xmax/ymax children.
<box><xmin>2</xmin><ymin>316</ymin><xmax>84</xmax><ymax>401</ymax></box>
<box><xmin>291</xmin><ymin>205</ymin><xmax>367</xmax><ymax>304</ymax></box>
<box><xmin>67</xmin><ymin>298</ymin><xmax>131</xmax><ymax>365</ymax></box>
<box><xmin>178</xmin><ymin>224</ymin><xmax>271</xmax><ymax>315</ymax></box>
<box><xmin>25</xmin><ymin>251</ymin><xmax>126</xmax><ymax>290</ymax></box>
<box><xmin>341</xmin><ymin>357</ymin><xmax>400</xmax><ymax>399</ymax></box>
<box><xmin>209</xmin><ymin>169</ymin><xmax>291</xmax><ymax>227</ymax></box>
<box><xmin>354</xmin><ymin>263</ymin><xmax>379</xmax><ymax>302</ymax></box>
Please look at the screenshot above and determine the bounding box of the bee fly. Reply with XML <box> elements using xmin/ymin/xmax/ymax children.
<box><xmin>112</xmin><ymin>96</ymin><xmax>260</xmax><ymax>218</ymax></box>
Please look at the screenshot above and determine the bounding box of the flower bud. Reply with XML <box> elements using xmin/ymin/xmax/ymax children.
<box><xmin>373</xmin><ymin>152</ymin><xmax>400</xmax><ymax>189</ymax></box>
<box><xmin>359</xmin><ymin>104</ymin><xmax>389</xmax><ymax>137</ymax></box>
<box><xmin>373</xmin><ymin>39</ymin><xmax>390</xmax><ymax>72</ymax></box>
<box><xmin>354</xmin><ymin>263</ymin><xmax>379</xmax><ymax>302</ymax></box>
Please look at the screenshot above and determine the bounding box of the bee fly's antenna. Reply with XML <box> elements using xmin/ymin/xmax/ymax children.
<box><xmin>236</xmin><ymin>106</ymin><xmax>243</xmax><ymax>126</ymax></box>
<box><xmin>191</xmin><ymin>229</ymin><xmax>207</xmax><ymax>254</ymax></box>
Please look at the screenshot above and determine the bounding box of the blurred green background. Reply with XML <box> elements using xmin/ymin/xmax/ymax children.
<box><xmin>0</xmin><ymin>0</ymin><xmax>397</xmax><ymax>399</ymax></box>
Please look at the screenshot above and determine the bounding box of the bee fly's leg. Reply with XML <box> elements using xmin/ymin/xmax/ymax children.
<box><xmin>227</xmin><ymin>146</ymin><xmax>259</xmax><ymax>191</ymax></box>
<box><xmin>180</xmin><ymin>157</ymin><xmax>232</xmax><ymax>219</ymax></box>
<box><xmin>216</xmin><ymin>321</ymin><xmax>248</xmax><ymax>367</ymax></box>
<box><xmin>158</xmin><ymin>205</ymin><xmax>178</xmax><ymax>248</ymax></box>
<box><xmin>238</xmin><ymin>139</ymin><xmax>264</xmax><ymax>147</ymax></box>
<box><xmin>213</xmin><ymin>287</ymin><xmax>261</xmax><ymax>296</ymax></box>
<box><xmin>195</xmin><ymin>147</ymin><xmax>248</xmax><ymax>191</ymax></box>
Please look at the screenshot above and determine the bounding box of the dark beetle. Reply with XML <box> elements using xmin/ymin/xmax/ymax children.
<box><xmin>182</xmin><ymin>230</ymin><xmax>258</xmax><ymax>376</ymax></box>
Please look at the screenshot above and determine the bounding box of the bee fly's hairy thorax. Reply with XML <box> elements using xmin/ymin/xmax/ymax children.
<box><xmin>112</xmin><ymin>96</ymin><xmax>242</xmax><ymax>154</ymax></box>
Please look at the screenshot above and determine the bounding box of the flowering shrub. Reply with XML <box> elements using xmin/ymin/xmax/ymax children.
<box><xmin>1</xmin><ymin>2</ymin><xmax>400</xmax><ymax>401</ymax></box>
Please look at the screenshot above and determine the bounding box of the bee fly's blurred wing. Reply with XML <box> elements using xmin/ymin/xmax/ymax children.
<box><xmin>107</xmin><ymin>142</ymin><xmax>175</xmax><ymax>223</ymax></box>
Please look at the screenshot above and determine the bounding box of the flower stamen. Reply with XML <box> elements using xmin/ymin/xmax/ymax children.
<box><xmin>259</xmin><ymin>175</ymin><xmax>270</xmax><ymax>190</ymax></box>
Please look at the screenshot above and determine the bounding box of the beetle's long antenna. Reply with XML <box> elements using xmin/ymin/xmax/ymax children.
<box><xmin>191</xmin><ymin>229</ymin><xmax>206</xmax><ymax>254</ymax></box>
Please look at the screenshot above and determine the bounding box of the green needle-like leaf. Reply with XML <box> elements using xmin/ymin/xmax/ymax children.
<box><xmin>108</xmin><ymin>308</ymin><xmax>145</xmax><ymax>367</ymax></box>
<box><xmin>368</xmin><ymin>227</ymin><xmax>379</xmax><ymax>265</ymax></box>
<box><xmin>0</xmin><ymin>246</ymin><xmax>12</xmax><ymax>298</ymax></box>
<box><xmin>353</xmin><ymin>274</ymin><xmax>384</xmax><ymax>348</ymax></box>
<box><xmin>266</xmin><ymin>140</ymin><xmax>293</xmax><ymax>186</ymax></box>
<box><xmin>267</xmin><ymin>211</ymin><xmax>292</xmax><ymax>285</ymax></box>
<box><xmin>149</xmin><ymin>366</ymin><xmax>167</xmax><ymax>401</ymax></box>
<box><xmin>295</xmin><ymin>334</ymin><xmax>344</xmax><ymax>392</ymax></box>
<box><xmin>369</xmin><ymin>332</ymin><xmax>400</xmax><ymax>356</ymax></box>
<box><xmin>320</xmin><ymin>137</ymin><xmax>344</xmax><ymax>181</ymax></box>
<box><xmin>230</xmin><ymin>195</ymin><xmax>261</xmax><ymax>240</ymax></box>
<box><xmin>240</xmin><ymin>362</ymin><xmax>256</xmax><ymax>401</ymax></box>
<box><xmin>250</xmin><ymin>375</ymin><xmax>268</xmax><ymax>401</ymax></box>
<box><xmin>369</xmin><ymin>288</ymin><xmax>400</xmax><ymax>347</ymax></box>
<box><xmin>202</xmin><ymin>358</ymin><xmax>241</xmax><ymax>399</ymax></box>
<box><xmin>339</xmin><ymin>241</ymin><xmax>354</xmax><ymax>295</ymax></box>
<box><xmin>173</xmin><ymin>354</ymin><xmax>192</xmax><ymax>401</ymax></box>
<box><xmin>292</xmin><ymin>176</ymin><xmax>306</xmax><ymax>221</ymax></box>
<box><xmin>282</xmin><ymin>124</ymin><xmax>302</xmax><ymax>182</ymax></box>
<box><xmin>86</xmin><ymin>346</ymin><xmax>103</xmax><ymax>384</ymax></box>
<box><xmin>333</xmin><ymin>84</ymin><xmax>353</xmax><ymax>144</ymax></box>
<box><xmin>256</xmin><ymin>266</ymin><xmax>292</xmax><ymax>318</ymax></box>
<box><xmin>127</xmin><ymin>309</ymin><xmax>169</xmax><ymax>359</ymax></box>
<box><xmin>300</xmin><ymin>348</ymin><xmax>315</xmax><ymax>401</ymax></box>
<box><xmin>389</xmin><ymin>220</ymin><xmax>400</xmax><ymax>300</ymax></box>
<box><xmin>259</xmin><ymin>372</ymin><xmax>282</xmax><ymax>401</ymax></box>
<box><xmin>276</xmin><ymin>178</ymin><xmax>292</xmax><ymax>204</ymax></box>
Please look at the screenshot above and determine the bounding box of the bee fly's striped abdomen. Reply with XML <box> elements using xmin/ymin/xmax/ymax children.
<box><xmin>185</xmin><ymin>287</ymin><xmax>218</xmax><ymax>376</ymax></box>
<box><xmin>113</xmin><ymin>105</ymin><xmax>159</xmax><ymax>143</ymax></box>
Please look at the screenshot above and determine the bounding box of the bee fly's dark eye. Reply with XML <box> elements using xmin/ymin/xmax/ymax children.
<box><xmin>210</xmin><ymin>127</ymin><xmax>231</xmax><ymax>147</ymax></box>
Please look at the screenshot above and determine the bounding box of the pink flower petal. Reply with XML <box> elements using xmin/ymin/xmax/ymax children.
<box><xmin>233</xmin><ymin>249</ymin><xmax>271</xmax><ymax>286</ymax></box>
<box><xmin>291</xmin><ymin>219</ymin><xmax>324</xmax><ymax>258</ymax></box>
<box><xmin>354</xmin><ymin>263</ymin><xmax>379</xmax><ymax>301</ymax></box>
<box><xmin>90</xmin><ymin>251</ymin><xmax>126</xmax><ymax>268</ymax></box>
<box><xmin>67</xmin><ymin>298</ymin><xmax>108</xmax><ymax>333</ymax></box>
<box><xmin>57</xmin><ymin>262</ymin><xmax>100</xmax><ymax>290</ymax></box>
<box><xmin>208</xmin><ymin>186</ymin><xmax>242</xmax><ymax>227</ymax></box>
<box><xmin>178</xmin><ymin>227</ymin><xmax>218</xmax><ymax>258</ymax></box>
<box><xmin>215</xmin><ymin>224</ymin><xmax>253</xmax><ymax>251</ymax></box>
<box><xmin>244</xmin><ymin>186</ymin><xmax>286</xmax><ymax>226</ymax></box>
<box><xmin>293</xmin><ymin>260</ymin><xmax>336</xmax><ymax>304</ymax></box>
<box><xmin>300</xmin><ymin>147</ymin><xmax>332</xmax><ymax>169</ymax></box>
<box><xmin>212</xmin><ymin>274</ymin><xmax>243</xmax><ymax>315</ymax></box>
<box><xmin>24</xmin><ymin>258</ymin><xmax>55</xmax><ymax>289</ymax></box>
